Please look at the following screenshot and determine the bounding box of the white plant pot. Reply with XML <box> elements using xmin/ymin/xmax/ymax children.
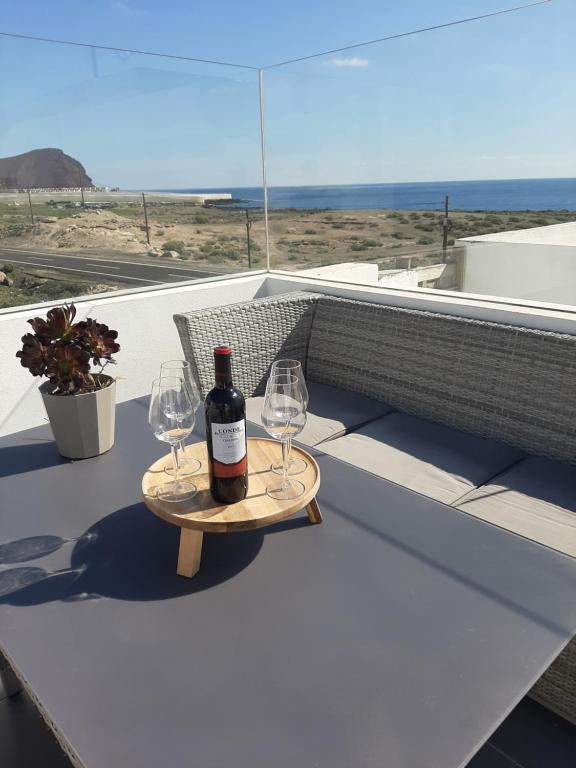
<box><xmin>40</xmin><ymin>376</ymin><xmax>116</xmax><ymax>459</ymax></box>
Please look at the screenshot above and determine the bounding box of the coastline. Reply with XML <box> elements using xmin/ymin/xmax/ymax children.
<box><xmin>158</xmin><ymin>178</ymin><xmax>576</xmax><ymax>212</ymax></box>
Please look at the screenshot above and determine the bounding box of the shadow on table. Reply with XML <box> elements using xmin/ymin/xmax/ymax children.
<box><xmin>0</xmin><ymin>536</ymin><xmax>69</xmax><ymax>564</ymax></box>
<box><xmin>0</xmin><ymin>441</ymin><xmax>67</xmax><ymax>478</ymax></box>
<box><xmin>0</xmin><ymin>502</ymin><xmax>269</xmax><ymax>605</ymax></box>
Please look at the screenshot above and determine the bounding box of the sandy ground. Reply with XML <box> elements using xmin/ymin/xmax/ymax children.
<box><xmin>2</xmin><ymin>206</ymin><xmax>575</xmax><ymax>271</ymax></box>
<box><xmin>11</xmin><ymin>211</ymin><xmax>152</xmax><ymax>253</ymax></box>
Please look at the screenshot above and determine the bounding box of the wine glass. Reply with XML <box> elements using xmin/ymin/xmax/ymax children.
<box><xmin>160</xmin><ymin>360</ymin><xmax>201</xmax><ymax>476</ymax></box>
<box><xmin>270</xmin><ymin>359</ymin><xmax>308</xmax><ymax>476</ymax></box>
<box><xmin>261</xmin><ymin>372</ymin><xmax>307</xmax><ymax>500</ymax></box>
<box><xmin>148</xmin><ymin>377</ymin><xmax>197</xmax><ymax>502</ymax></box>
<box><xmin>271</xmin><ymin>359</ymin><xmax>309</xmax><ymax>406</ymax></box>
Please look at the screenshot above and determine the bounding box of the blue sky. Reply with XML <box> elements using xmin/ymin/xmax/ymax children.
<box><xmin>0</xmin><ymin>1</ymin><xmax>574</xmax><ymax>188</ymax></box>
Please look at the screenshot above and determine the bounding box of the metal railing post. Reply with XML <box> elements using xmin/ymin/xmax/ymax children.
<box><xmin>258</xmin><ymin>69</ymin><xmax>271</xmax><ymax>273</ymax></box>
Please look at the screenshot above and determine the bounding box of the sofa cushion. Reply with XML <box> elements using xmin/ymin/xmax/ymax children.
<box><xmin>319</xmin><ymin>412</ymin><xmax>525</xmax><ymax>505</ymax></box>
<box><xmin>454</xmin><ymin>457</ymin><xmax>576</xmax><ymax>557</ymax></box>
<box><xmin>246</xmin><ymin>382</ymin><xmax>391</xmax><ymax>447</ymax></box>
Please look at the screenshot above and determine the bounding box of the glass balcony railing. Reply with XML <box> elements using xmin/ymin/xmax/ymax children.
<box><xmin>261</xmin><ymin>1</ymin><xmax>576</xmax><ymax>306</ymax></box>
<box><xmin>0</xmin><ymin>0</ymin><xmax>574</xmax><ymax>311</ymax></box>
<box><xmin>0</xmin><ymin>35</ymin><xmax>263</xmax><ymax>309</ymax></box>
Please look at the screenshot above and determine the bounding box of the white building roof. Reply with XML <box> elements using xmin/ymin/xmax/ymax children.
<box><xmin>460</xmin><ymin>220</ymin><xmax>576</xmax><ymax>246</ymax></box>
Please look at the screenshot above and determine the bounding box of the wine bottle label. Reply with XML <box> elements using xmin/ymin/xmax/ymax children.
<box><xmin>211</xmin><ymin>420</ymin><xmax>246</xmax><ymax>465</ymax></box>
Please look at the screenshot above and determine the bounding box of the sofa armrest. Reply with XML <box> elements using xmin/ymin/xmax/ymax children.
<box><xmin>174</xmin><ymin>292</ymin><xmax>320</xmax><ymax>398</ymax></box>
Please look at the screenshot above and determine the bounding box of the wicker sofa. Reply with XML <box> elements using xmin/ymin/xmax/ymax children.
<box><xmin>175</xmin><ymin>290</ymin><xmax>576</xmax><ymax>724</ymax></box>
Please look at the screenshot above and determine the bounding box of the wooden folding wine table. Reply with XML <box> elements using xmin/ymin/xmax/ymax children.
<box><xmin>142</xmin><ymin>436</ymin><xmax>322</xmax><ymax>577</ymax></box>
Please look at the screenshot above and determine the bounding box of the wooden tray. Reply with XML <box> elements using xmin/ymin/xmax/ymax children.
<box><xmin>142</xmin><ymin>437</ymin><xmax>321</xmax><ymax>578</ymax></box>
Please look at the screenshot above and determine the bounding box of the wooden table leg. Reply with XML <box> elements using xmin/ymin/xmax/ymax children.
<box><xmin>177</xmin><ymin>529</ymin><xmax>203</xmax><ymax>578</ymax></box>
<box><xmin>306</xmin><ymin>497</ymin><xmax>322</xmax><ymax>524</ymax></box>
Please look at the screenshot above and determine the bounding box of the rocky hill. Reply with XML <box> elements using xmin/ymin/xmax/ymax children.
<box><xmin>0</xmin><ymin>148</ymin><xmax>93</xmax><ymax>189</ymax></box>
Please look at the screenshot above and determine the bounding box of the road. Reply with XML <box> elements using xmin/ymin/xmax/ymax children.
<box><xmin>0</xmin><ymin>247</ymin><xmax>224</xmax><ymax>286</ymax></box>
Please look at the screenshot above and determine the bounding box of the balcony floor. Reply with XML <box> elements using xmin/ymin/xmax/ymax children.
<box><xmin>1</xmin><ymin>687</ymin><xmax>574</xmax><ymax>768</ymax></box>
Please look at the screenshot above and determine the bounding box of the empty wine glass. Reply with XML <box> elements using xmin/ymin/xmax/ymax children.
<box><xmin>160</xmin><ymin>360</ymin><xmax>201</xmax><ymax>476</ymax></box>
<box><xmin>148</xmin><ymin>377</ymin><xmax>197</xmax><ymax>502</ymax></box>
<box><xmin>271</xmin><ymin>359</ymin><xmax>309</xmax><ymax>406</ymax></box>
<box><xmin>270</xmin><ymin>359</ymin><xmax>308</xmax><ymax>476</ymax></box>
<box><xmin>261</xmin><ymin>372</ymin><xmax>307</xmax><ymax>501</ymax></box>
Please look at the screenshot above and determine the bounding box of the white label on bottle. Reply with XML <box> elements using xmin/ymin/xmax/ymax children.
<box><xmin>211</xmin><ymin>420</ymin><xmax>246</xmax><ymax>464</ymax></box>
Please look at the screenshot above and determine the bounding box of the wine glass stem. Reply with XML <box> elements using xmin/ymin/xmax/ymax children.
<box><xmin>171</xmin><ymin>444</ymin><xmax>180</xmax><ymax>485</ymax></box>
<box><xmin>178</xmin><ymin>438</ymin><xmax>186</xmax><ymax>459</ymax></box>
<box><xmin>281</xmin><ymin>438</ymin><xmax>289</xmax><ymax>489</ymax></box>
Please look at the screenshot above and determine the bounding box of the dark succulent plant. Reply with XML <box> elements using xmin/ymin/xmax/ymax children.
<box><xmin>28</xmin><ymin>304</ymin><xmax>78</xmax><ymax>343</ymax></box>
<box><xmin>16</xmin><ymin>303</ymin><xmax>120</xmax><ymax>395</ymax></box>
<box><xmin>17</xmin><ymin>333</ymin><xmax>50</xmax><ymax>377</ymax></box>
<box><xmin>75</xmin><ymin>318</ymin><xmax>120</xmax><ymax>365</ymax></box>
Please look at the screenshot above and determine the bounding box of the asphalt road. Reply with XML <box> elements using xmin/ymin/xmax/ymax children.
<box><xmin>0</xmin><ymin>247</ymin><xmax>224</xmax><ymax>286</ymax></box>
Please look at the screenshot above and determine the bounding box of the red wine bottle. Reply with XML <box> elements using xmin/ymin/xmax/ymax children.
<box><xmin>205</xmin><ymin>346</ymin><xmax>248</xmax><ymax>504</ymax></box>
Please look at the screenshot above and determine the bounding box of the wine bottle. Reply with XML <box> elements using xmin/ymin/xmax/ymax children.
<box><xmin>205</xmin><ymin>346</ymin><xmax>248</xmax><ymax>504</ymax></box>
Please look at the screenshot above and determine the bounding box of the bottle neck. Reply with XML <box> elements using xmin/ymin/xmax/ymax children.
<box><xmin>214</xmin><ymin>355</ymin><xmax>233</xmax><ymax>388</ymax></box>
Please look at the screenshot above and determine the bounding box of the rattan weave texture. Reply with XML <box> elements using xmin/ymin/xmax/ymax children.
<box><xmin>530</xmin><ymin>639</ymin><xmax>576</xmax><ymax>725</ymax></box>
<box><xmin>308</xmin><ymin>296</ymin><xmax>576</xmax><ymax>462</ymax></box>
<box><xmin>174</xmin><ymin>292</ymin><xmax>319</xmax><ymax>398</ymax></box>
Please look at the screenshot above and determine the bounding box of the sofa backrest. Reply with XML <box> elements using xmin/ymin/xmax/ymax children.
<box><xmin>308</xmin><ymin>296</ymin><xmax>576</xmax><ymax>462</ymax></box>
<box><xmin>175</xmin><ymin>291</ymin><xmax>576</xmax><ymax>462</ymax></box>
<box><xmin>174</xmin><ymin>292</ymin><xmax>320</xmax><ymax>398</ymax></box>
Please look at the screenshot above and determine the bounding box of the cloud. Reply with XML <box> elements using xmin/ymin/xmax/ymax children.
<box><xmin>109</xmin><ymin>0</ymin><xmax>148</xmax><ymax>17</ymax></box>
<box><xmin>330</xmin><ymin>57</ymin><xmax>369</xmax><ymax>68</ymax></box>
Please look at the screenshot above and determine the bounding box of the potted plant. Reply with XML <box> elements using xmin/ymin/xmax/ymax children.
<box><xmin>16</xmin><ymin>303</ymin><xmax>120</xmax><ymax>459</ymax></box>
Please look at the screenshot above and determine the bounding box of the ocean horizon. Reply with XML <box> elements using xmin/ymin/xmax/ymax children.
<box><xmin>158</xmin><ymin>178</ymin><xmax>576</xmax><ymax>212</ymax></box>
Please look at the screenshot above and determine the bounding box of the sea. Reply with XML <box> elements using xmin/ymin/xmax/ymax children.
<box><xmin>161</xmin><ymin>178</ymin><xmax>576</xmax><ymax>212</ymax></box>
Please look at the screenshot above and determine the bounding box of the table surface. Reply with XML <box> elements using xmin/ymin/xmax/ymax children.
<box><xmin>2</xmin><ymin>399</ymin><xmax>576</xmax><ymax>768</ymax></box>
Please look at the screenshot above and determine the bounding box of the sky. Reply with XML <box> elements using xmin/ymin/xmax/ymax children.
<box><xmin>0</xmin><ymin>0</ymin><xmax>574</xmax><ymax>189</ymax></box>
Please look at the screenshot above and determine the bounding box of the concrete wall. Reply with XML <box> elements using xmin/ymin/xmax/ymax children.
<box><xmin>1</xmin><ymin>274</ymin><xmax>265</xmax><ymax>436</ymax></box>
<box><xmin>298</xmin><ymin>262</ymin><xmax>379</xmax><ymax>284</ymax></box>
<box><xmin>456</xmin><ymin>241</ymin><xmax>576</xmax><ymax>306</ymax></box>
<box><xmin>378</xmin><ymin>269</ymin><xmax>419</xmax><ymax>289</ymax></box>
<box><xmin>262</xmin><ymin>272</ymin><xmax>576</xmax><ymax>333</ymax></box>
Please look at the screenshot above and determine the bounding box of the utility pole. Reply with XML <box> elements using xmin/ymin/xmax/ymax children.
<box><xmin>245</xmin><ymin>208</ymin><xmax>252</xmax><ymax>269</ymax></box>
<box><xmin>27</xmin><ymin>189</ymin><xmax>35</xmax><ymax>225</ymax></box>
<box><xmin>142</xmin><ymin>192</ymin><xmax>151</xmax><ymax>246</ymax></box>
<box><xmin>442</xmin><ymin>194</ymin><xmax>450</xmax><ymax>262</ymax></box>
<box><xmin>77</xmin><ymin>173</ymin><xmax>86</xmax><ymax>208</ymax></box>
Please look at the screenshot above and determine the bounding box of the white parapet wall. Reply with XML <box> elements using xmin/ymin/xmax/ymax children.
<box><xmin>457</xmin><ymin>221</ymin><xmax>576</xmax><ymax>305</ymax></box>
<box><xmin>379</xmin><ymin>269</ymin><xmax>419</xmax><ymax>289</ymax></box>
<box><xmin>5</xmin><ymin>264</ymin><xmax>576</xmax><ymax>437</ymax></box>
<box><xmin>456</xmin><ymin>240</ymin><xmax>576</xmax><ymax>305</ymax></box>
<box><xmin>297</xmin><ymin>262</ymin><xmax>380</xmax><ymax>285</ymax></box>
<box><xmin>0</xmin><ymin>273</ymin><xmax>265</xmax><ymax>436</ymax></box>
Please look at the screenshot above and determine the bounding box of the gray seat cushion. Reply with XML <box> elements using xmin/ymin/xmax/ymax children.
<box><xmin>246</xmin><ymin>382</ymin><xmax>391</xmax><ymax>447</ymax></box>
<box><xmin>319</xmin><ymin>412</ymin><xmax>525</xmax><ymax>505</ymax></box>
<box><xmin>455</xmin><ymin>456</ymin><xmax>576</xmax><ymax>557</ymax></box>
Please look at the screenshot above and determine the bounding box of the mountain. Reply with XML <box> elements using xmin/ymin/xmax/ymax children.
<box><xmin>0</xmin><ymin>148</ymin><xmax>93</xmax><ymax>189</ymax></box>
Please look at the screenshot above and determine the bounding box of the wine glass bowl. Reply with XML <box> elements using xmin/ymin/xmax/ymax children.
<box><xmin>269</xmin><ymin>359</ymin><xmax>308</xmax><ymax>476</ymax></box>
<box><xmin>160</xmin><ymin>360</ymin><xmax>201</xmax><ymax>477</ymax></box>
<box><xmin>160</xmin><ymin>359</ymin><xmax>201</xmax><ymax>408</ymax></box>
<box><xmin>261</xmin><ymin>372</ymin><xmax>306</xmax><ymax>501</ymax></box>
<box><xmin>148</xmin><ymin>377</ymin><xmax>197</xmax><ymax>503</ymax></box>
<box><xmin>271</xmin><ymin>359</ymin><xmax>309</xmax><ymax>405</ymax></box>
